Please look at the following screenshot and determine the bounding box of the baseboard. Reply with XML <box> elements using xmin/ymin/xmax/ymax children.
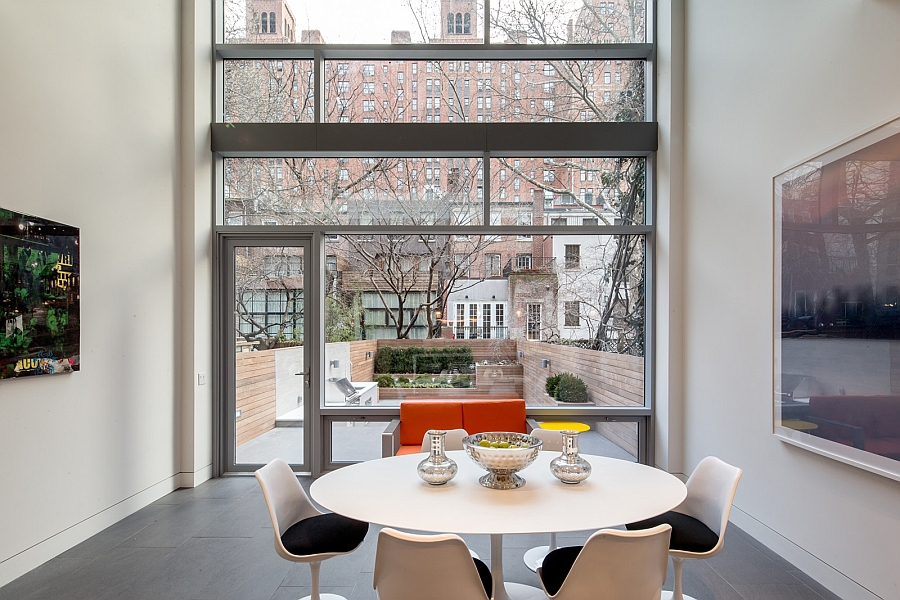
<box><xmin>177</xmin><ymin>463</ymin><xmax>213</xmax><ymax>488</ymax></box>
<box><xmin>729</xmin><ymin>506</ymin><xmax>883</xmax><ymax>600</ymax></box>
<box><xmin>0</xmin><ymin>473</ymin><xmax>180</xmax><ymax>588</ymax></box>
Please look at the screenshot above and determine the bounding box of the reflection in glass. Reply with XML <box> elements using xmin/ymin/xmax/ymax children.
<box><xmin>777</xmin><ymin>123</ymin><xmax>900</xmax><ymax>466</ymax></box>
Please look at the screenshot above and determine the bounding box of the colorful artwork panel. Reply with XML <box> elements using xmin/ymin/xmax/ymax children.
<box><xmin>0</xmin><ymin>208</ymin><xmax>80</xmax><ymax>379</ymax></box>
<box><xmin>774</xmin><ymin>117</ymin><xmax>900</xmax><ymax>481</ymax></box>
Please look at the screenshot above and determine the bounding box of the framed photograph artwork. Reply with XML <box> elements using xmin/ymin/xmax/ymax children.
<box><xmin>0</xmin><ymin>208</ymin><xmax>80</xmax><ymax>380</ymax></box>
<box><xmin>774</xmin><ymin>115</ymin><xmax>900</xmax><ymax>481</ymax></box>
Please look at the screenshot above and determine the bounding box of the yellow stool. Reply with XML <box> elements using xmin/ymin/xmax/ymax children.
<box><xmin>539</xmin><ymin>421</ymin><xmax>590</xmax><ymax>433</ymax></box>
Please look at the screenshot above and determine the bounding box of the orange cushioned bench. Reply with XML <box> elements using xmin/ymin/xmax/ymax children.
<box><xmin>381</xmin><ymin>399</ymin><xmax>535</xmax><ymax>457</ymax></box>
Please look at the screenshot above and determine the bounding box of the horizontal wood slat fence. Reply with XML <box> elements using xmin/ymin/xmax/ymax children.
<box><xmin>234</xmin><ymin>339</ymin><xmax>643</xmax><ymax>457</ymax></box>
<box><xmin>235</xmin><ymin>350</ymin><xmax>276</xmax><ymax>446</ymax></box>
<box><xmin>518</xmin><ymin>340</ymin><xmax>643</xmax><ymax>457</ymax></box>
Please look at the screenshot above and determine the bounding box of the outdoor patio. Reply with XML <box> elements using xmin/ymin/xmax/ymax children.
<box><xmin>236</xmin><ymin>422</ymin><xmax>637</xmax><ymax>465</ymax></box>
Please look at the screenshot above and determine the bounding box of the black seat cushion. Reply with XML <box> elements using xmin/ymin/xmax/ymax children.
<box><xmin>280</xmin><ymin>513</ymin><xmax>369</xmax><ymax>556</ymax></box>
<box><xmin>473</xmin><ymin>557</ymin><xmax>492</xmax><ymax>597</ymax></box>
<box><xmin>626</xmin><ymin>511</ymin><xmax>719</xmax><ymax>553</ymax></box>
<box><xmin>538</xmin><ymin>546</ymin><xmax>582</xmax><ymax>597</ymax></box>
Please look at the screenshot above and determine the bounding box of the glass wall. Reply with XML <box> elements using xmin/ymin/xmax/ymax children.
<box><xmin>531</xmin><ymin>419</ymin><xmax>639</xmax><ymax>462</ymax></box>
<box><xmin>230</xmin><ymin>242</ymin><xmax>309</xmax><ymax>471</ymax></box>
<box><xmin>320</xmin><ymin>60</ymin><xmax>644</xmax><ymax>124</ymax></box>
<box><xmin>215</xmin><ymin>0</ymin><xmax>656</xmax><ymax>473</ymax></box>
<box><xmin>224</xmin><ymin>157</ymin><xmax>484</xmax><ymax>226</ymax></box>
<box><xmin>492</xmin><ymin>0</ymin><xmax>646</xmax><ymax>44</ymax></box>
<box><xmin>489</xmin><ymin>157</ymin><xmax>646</xmax><ymax>225</ymax></box>
<box><xmin>323</xmin><ymin>233</ymin><xmax>644</xmax><ymax>408</ymax></box>
<box><xmin>222</xmin><ymin>0</ymin><xmax>646</xmax><ymax>45</ymax></box>
<box><xmin>225</xmin><ymin>0</ymin><xmax>487</xmax><ymax>44</ymax></box>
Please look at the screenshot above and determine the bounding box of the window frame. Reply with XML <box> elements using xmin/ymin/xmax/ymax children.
<box><xmin>212</xmin><ymin>0</ymin><xmax>658</xmax><ymax>476</ymax></box>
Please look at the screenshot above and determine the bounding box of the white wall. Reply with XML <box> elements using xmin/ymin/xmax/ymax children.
<box><xmin>0</xmin><ymin>0</ymin><xmax>211</xmax><ymax>586</ymax></box>
<box><xmin>679</xmin><ymin>1</ymin><xmax>900</xmax><ymax>599</ymax></box>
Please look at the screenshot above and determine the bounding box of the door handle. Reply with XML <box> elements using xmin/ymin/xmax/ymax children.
<box><xmin>295</xmin><ymin>371</ymin><xmax>310</xmax><ymax>387</ymax></box>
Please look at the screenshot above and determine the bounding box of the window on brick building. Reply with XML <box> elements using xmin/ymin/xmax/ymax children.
<box><xmin>564</xmin><ymin>302</ymin><xmax>580</xmax><ymax>327</ymax></box>
<box><xmin>565</xmin><ymin>245</ymin><xmax>581</xmax><ymax>269</ymax></box>
<box><xmin>526</xmin><ymin>304</ymin><xmax>542</xmax><ymax>340</ymax></box>
<box><xmin>486</xmin><ymin>254</ymin><xmax>501</xmax><ymax>277</ymax></box>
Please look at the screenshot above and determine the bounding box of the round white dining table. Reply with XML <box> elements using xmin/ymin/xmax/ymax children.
<box><xmin>310</xmin><ymin>451</ymin><xmax>686</xmax><ymax>600</ymax></box>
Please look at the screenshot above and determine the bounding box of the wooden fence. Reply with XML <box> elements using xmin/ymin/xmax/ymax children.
<box><xmin>235</xmin><ymin>350</ymin><xmax>277</xmax><ymax>446</ymax></box>
<box><xmin>519</xmin><ymin>340</ymin><xmax>644</xmax><ymax>456</ymax></box>
<box><xmin>234</xmin><ymin>339</ymin><xmax>643</xmax><ymax>456</ymax></box>
<box><xmin>518</xmin><ymin>340</ymin><xmax>643</xmax><ymax>407</ymax></box>
<box><xmin>349</xmin><ymin>339</ymin><xmax>378</xmax><ymax>382</ymax></box>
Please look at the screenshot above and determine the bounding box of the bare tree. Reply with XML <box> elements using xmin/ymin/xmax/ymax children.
<box><xmin>223</xmin><ymin>0</ymin><xmax>649</xmax><ymax>349</ymax></box>
<box><xmin>234</xmin><ymin>247</ymin><xmax>304</xmax><ymax>348</ymax></box>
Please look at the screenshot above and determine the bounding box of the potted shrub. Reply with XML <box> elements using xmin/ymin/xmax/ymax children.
<box><xmin>545</xmin><ymin>374</ymin><xmax>561</xmax><ymax>398</ymax></box>
<box><xmin>554</xmin><ymin>372</ymin><xmax>590</xmax><ymax>403</ymax></box>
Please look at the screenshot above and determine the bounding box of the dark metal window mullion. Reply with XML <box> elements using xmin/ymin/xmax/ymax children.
<box><xmin>214</xmin><ymin>44</ymin><xmax>653</xmax><ymax>62</ymax></box>
<box><xmin>314</xmin><ymin>49</ymin><xmax>323</xmax><ymax>124</ymax></box>
<box><xmin>482</xmin><ymin>151</ymin><xmax>491</xmax><ymax>227</ymax></box>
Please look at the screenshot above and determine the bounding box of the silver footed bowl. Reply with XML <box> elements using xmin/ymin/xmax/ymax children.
<box><xmin>462</xmin><ymin>432</ymin><xmax>542</xmax><ymax>489</ymax></box>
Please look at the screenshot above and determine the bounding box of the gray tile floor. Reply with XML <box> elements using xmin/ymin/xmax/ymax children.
<box><xmin>0</xmin><ymin>476</ymin><xmax>843</xmax><ymax>600</ymax></box>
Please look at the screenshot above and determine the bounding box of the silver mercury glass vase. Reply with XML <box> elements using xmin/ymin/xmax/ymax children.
<box><xmin>549</xmin><ymin>430</ymin><xmax>592</xmax><ymax>484</ymax></box>
<box><xmin>417</xmin><ymin>430</ymin><xmax>458</xmax><ymax>485</ymax></box>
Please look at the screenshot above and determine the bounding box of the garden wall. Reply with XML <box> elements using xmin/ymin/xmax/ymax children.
<box><xmin>234</xmin><ymin>339</ymin><xmax>643</xmax><ymax>455</ymax></box>
<box><xmin>518</xmin><ymin>340</ymin><xmax>643</xmax><ymax>406</ymax></box>
<box><xmin>235</xmin><ymin>350</ymin><xmax>276</xmax><ymax>445</ymax></box>
<box><xmin>375</xmin><ymin>338</ymin><xmax>518</xmax><ymax>364</ymax></box>
<box><xmin>518</xmin><ymin>340</ymin><xmax>644</xmax><ymax>455</ymax></box>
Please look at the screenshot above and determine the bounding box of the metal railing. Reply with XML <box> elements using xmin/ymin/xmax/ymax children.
<box><xmin>503</xmin><ymin>257</ymin><xmax>556</xmax><ymax>276</ymax></box>
<box><xmin>450</xmin><ymin>325</ymin><xmax>509</xmax><ymax>339</ymax></box>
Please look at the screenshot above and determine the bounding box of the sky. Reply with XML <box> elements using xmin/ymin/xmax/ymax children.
<box><xmin>285</xmin><ymin>0</ymin><xmax>443</xmax><ymax>44</ymax></box>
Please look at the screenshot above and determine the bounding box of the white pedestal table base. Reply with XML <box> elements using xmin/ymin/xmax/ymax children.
<box><xmin>501</xmin><ymin>582</ymin><xmax>548</xmax><ymax>600</ymax></box>
<box><xmin>490</xmin><ymin>534</ymin><xmax>545</xmax><ymax>600</ymax></box>
<box><xmin>661</xmin><ymin>592</ymin><xmax>696</xmax><ymax>600</ymax></box>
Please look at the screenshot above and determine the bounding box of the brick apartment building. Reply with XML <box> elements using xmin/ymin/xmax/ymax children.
<box><xmin>224</xmin><ymin>0</ymin><xmax>644</xmax><ymax>345</ymax></box>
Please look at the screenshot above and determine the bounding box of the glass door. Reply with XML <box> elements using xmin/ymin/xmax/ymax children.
<box><xmin>222</xmin><ymin>236</ymin><xmax>312</xmax><ymax>473</ymax></box>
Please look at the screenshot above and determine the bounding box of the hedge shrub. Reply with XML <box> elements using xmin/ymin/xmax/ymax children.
<box><xmin>375</xmin><ymin>374</ymin><xmax>395</xmax><ymax>388</ymax></box>
<box><xmin>374</xmin><ymin>345</ymin><xmax>473</xmax><ymax>374</ymax></box>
